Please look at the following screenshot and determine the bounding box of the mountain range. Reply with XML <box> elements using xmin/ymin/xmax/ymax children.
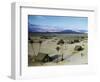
<box><xmin>28</xmin><ymin>23</ymin><xmax>87</xmax><ymax>34</ymax></box>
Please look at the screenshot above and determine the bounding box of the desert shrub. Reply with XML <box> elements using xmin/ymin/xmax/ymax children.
<box><xmin>57</xmin><ymin>39</ymin><xmax>64</xmax><ymax>45</ymax></box>
<box><xmin>67</xmin><ymin>40</ymin><xmax>74</xmax><ymax>44</ymax></box>
<box><xmin>29</xmin><ymin>39</ymin><xmax>34</xmax><ymax>44</ymax></box>
<box><xmin>81</xmin><ymin>36</ymin><xmax>85</xmax><ymax>39</ymax></box>
<box><xmin>74</xmin><ymin>39</ymin><xmax>80</xmax><ymax>43</ymax></box>
<box><xmin>56</xmin><ymin>46</ymin><xmax>60</xmax><ymax>52</ymax></box>
<box><xmin>74</xmin><ymin>45</ymin><xmax>84</xmax><ymax>51</ymax></box>
<box><xmin>57</xmin><ymin>39</ymin><xmax>65</xmax><ymax>61</ymax></box>
<box><xmin>40</xmin><ymin>36</ymin><xmax>49</xmax><ymax>39</ymax></box>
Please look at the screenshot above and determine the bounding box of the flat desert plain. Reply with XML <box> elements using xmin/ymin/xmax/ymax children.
<box><xmin>28</xmin><ymin>33</ymin><xmax>88</xmax><ymax>66</ymax></box>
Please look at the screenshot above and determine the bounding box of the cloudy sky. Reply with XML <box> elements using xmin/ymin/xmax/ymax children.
<box><xmin>28</xmin><ymin>15</ymin><xmax>88</xmax><ymax>31</ymax></box>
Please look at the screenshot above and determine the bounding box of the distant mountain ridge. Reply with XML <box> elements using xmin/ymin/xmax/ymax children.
<box><xmin>28</xmin><ymin>23</ymin><xmax>87</xmax><ymax>34</ymax></box>
<box><xmin>76</xmin><ymin>30</ymin><xmax>88</xmax><ymax>33</ymax></box>
<box><xmin>61</xmin><ymin>30</ymin><xmax>81</xmax><ymax>34</ymax></box>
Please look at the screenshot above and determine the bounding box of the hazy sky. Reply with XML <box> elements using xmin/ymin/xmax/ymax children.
<box><xmin>28</xmin><ymin>15</ymin><xmax>88</xmax><ymax>31</ymax></box>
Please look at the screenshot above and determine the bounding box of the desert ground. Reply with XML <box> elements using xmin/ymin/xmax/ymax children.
<box><xmin>28</xmin><ymin>33</ymin><xmax>88</xmax><ymax>66</ymax></box>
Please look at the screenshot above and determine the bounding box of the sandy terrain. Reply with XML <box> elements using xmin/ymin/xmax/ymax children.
<box><xmin>28</xmin><ymin>34</ymin><xmax>88</xmax><ymax>66</ymax></box>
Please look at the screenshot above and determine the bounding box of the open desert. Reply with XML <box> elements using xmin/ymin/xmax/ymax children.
<box><xmin>28</xmin><ymin>33</ymin><xmax>88</xmax><ymax>66</ymax></box>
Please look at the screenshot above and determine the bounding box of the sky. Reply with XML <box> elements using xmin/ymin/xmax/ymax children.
<box><xmin>28</xmin><ymin>15</ymin><xmax>88</xmax><ymax>31</ymax></box>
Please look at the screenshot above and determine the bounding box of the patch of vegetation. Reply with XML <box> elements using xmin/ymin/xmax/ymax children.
<box><xmin>74</xmin><ymin>45</ymin><xmax>84</xmax><ymax>51</ymax></box>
